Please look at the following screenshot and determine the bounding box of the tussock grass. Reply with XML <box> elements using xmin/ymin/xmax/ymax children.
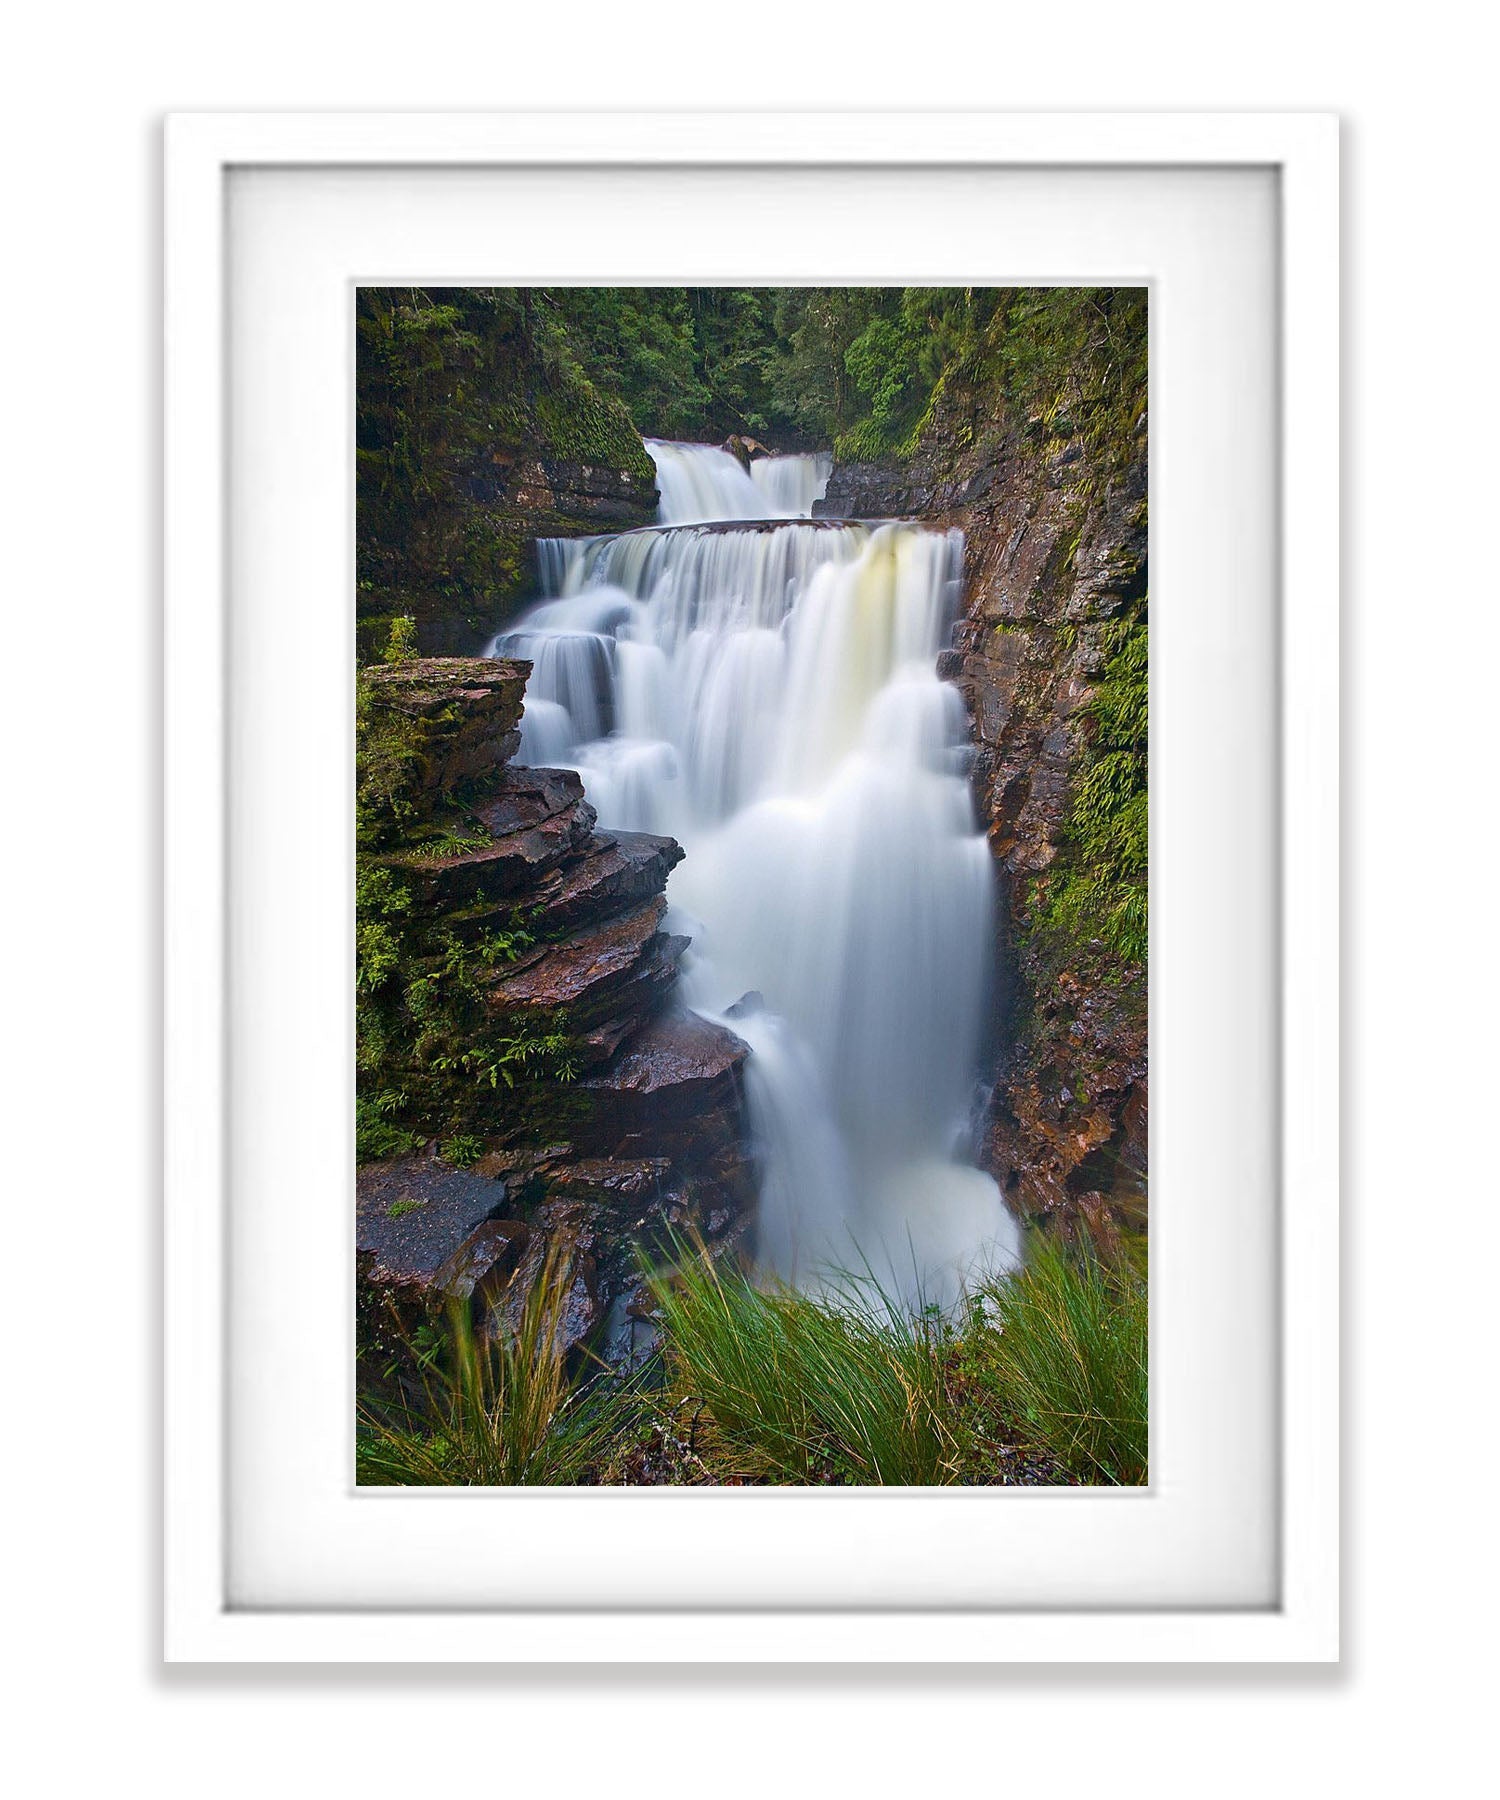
<box><xmin>356</xmin><ymin>1245</ymin><xmax>633</xmax><ymax>1486</ymax></box>
<box><xmin>647</xmin><ymin>1243</ymin><xmax>959</xmax><ymax>1485</ymax></box>
<box><xmin>648</xmin><ymin>1231</ymin><xmax>1147</xmax><ymax>1487</ymax></box>
<box><xmin>962</xmin><ymin>1235</ymin><xmax>1148</xmax><ymax>1485</ymax></box>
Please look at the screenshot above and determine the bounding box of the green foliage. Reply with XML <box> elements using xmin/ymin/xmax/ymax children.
<box><xmin>353</xmin><ymin>1226</ymin><xmax>1146</xmax><ymax>1487</ymax></box>
<box><xmin>473</xmin><ymin>915</ymin><xmax>538</xmax><ymax>965</ymax></box>
<box><xmin>552</xmin><ymin>288</ymin><xmax>713</xmax><ymax>437</ymax></box>
<box><xmin>355</xmin><ymin>1090</ymin><xmax>424</xmax><ymax>1163</ymax></box>
<box><xmin>429</xmin><ymin>1013</ymin><xmax>579</xmax><ymax>1090</ymax></box>
<box><xmin>765</xmin><ymin>289</ymin><xmax>888</xmax><ymax>441</ymax></box>
<box><xmin>1030</xmin><ymin>613</ymin><xmax>1149</xmax><ymax>967</ymax></box>
<box><xmin>382</xmin><ymin>614</ymin><xmax>419</xmax><ymax>663</ymax></box>
<box><xmin>355</xmin><ymin>287</ymin><xmax>652</xmax><ymax>639</ymax></box>
<box><xmin>357</xmin><ymin>1246</ymin><xmax>635</xmax><ymax>1486</ymax></box>
<box><xmin>647</xmin><ymin>1244</ymin><xmax>958</xmax><ymax>1486</ymax></box>
<box><xmin>961</xmin><ymin>1236</ymin><xmax>1148</xmax><ymax>1485</ymax></box>
<box><xmin>550</xmin><ymin>286</ymin><xmax>925</xmax><ymax>448</ymax></box>
<box><xmin>551</xmin><ymin>287</ymin><xmax>821</xmax><ymax>441</ymax></box>
<box><xmin>409</xmin><ymin>829</ymin><xmax>492</xmax><ymax>862</ymax></box>
<box><xmin>543</xmin><ymin>285</ymin><xmax>1145</xmax><ymax>478</ymax></box>
<box><xmin>440</xmin><ymin>1133</ymin><xmax>484</xmax><ymax>1168</ymax></box>
<box><xmin>355</xmin><ymin>865</ymin><xmax>413</xmax><ymax>996</ymax></box>
<box><xmin>834</xmin><ymin>294</ymin><xmax>954</xmax><ymax>460</ymax></box>
<box><xmin>354</xmin><ymin>678</ymin><xmax>426</xmax><ymax>851</ymax></box>
<box><xmin>645</xmin><ymin>1233</ymin><xmax>1147</xmax><ymax>1487</ymax></box>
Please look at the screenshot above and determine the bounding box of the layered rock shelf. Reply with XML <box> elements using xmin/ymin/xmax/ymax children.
<box><xmin>356</xmin><ymin>657</ymin><xmax>754</xmax><ymax>1355</ymax></box>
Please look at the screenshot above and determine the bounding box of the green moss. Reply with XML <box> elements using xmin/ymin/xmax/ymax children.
<box><xmin>354</xmin><ymin>682</ymin><xmax>425</xmax><ymax>851</ymax></box>
<box><xmin>1026</xmin><ymin>609</ymin><xmax>1148</xmax><ymax>972</ymax></box>
<box><xmin>534</xmin><ymin>384</ymin><xmax>654</xmax><ymax>476</ymax></box>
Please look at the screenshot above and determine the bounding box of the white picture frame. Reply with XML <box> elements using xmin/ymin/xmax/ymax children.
<box><xmin>164</xmin><ymin>111</ymin><xmax>1338</xmax><ymax>1663</ymax></box>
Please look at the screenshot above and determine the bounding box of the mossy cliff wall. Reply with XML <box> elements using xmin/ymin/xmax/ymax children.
<box><xmin>819</xmin><ymin>291</ymin><xmax>1148</xmax><ymax>1240</ymax></box>
<box><xmin>356</xmin><ymin>290</ymin><xmax>659</xmax><ymax>658</ymax></box>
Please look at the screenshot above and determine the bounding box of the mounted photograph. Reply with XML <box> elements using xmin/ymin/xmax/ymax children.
<box><xmin>353</xmin><ymin>285</ymin><xmax>1148</xmax><ymax>1487</ymax></box>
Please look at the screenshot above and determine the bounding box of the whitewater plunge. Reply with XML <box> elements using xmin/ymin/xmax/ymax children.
<box><xmin>489</xmin><ymin>438</ymin><xmax>1020</xmax><ymax>1307</ymax></box>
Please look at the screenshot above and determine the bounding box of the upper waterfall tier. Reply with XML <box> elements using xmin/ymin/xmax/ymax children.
<box><xmin>647</xmin><ymin>439</ymin><xmax>832</xmax><ymax>525</ymax></box>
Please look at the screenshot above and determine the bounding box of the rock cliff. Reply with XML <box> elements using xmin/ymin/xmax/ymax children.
<box><xmin>355</xmin><ymin>658</ymin><xmax>754</xmax><ymax>1355</ymax></box>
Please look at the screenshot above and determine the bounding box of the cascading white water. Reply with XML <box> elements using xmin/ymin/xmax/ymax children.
<box><xmin>488</xmin><ymin>446</ymin><xmax>1018</xmax><ymax>1308</ymax></box>
<box><xmin>647</xmin><ymin>438</ymin><xmax>832</xmax><ymax>525</ymax></box>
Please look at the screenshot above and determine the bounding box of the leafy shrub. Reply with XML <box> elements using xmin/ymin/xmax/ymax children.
<box><xmin>355</xmin><ymin>1090</ymin><xmax>424</xmax><ymax>1163</ymax></box>
<box><xmin>382</xmin><ymin>614</ymin><xmax>419</xmax><ymax>663</ymax></box>
<box><xmin>440</xmin><ymin>1133</ymin><xmax>484</xmax><ymax>1168</ymax></box>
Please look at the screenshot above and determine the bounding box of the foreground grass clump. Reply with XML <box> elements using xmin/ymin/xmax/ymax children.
<box><xmin>647</xmin><ymin>1246</ymin><xmax>958</xmax><ymax>1485</ymax></box>
<box><xmin>356</xmin><ymin>1249</ymin><xmax>632</xmax><ymax>1487</ymax></box>
<box><xmin>650</xmin><ymin>1234</ymin><xmax>1147</xmax><ymax>1487</ymax></box>
<box><xmin>961</xmin><ymin>1236</ymin><xmax>1148</xmax><ymax>1485</ymax></box>
<box><xmin>355</xmin><ymin>1230</ymin><xmax>1147</xmax><ymax>1487</ymax></box>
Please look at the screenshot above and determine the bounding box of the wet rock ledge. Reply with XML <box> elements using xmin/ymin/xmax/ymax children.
<box><xmin>356</xmin><ymin>657</ymin><xmax>754</xmax><ymax>1358</ymax></box>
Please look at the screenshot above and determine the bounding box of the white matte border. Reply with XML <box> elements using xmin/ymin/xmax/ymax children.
<box><xmin>165</xmin><ymin>113</ymin><xmax>1338</xmax><ymax>1664</ymax></box>
<box><xmin>230</xmin><ymin>163</ymin><xmax>1274</xmax><ymax>1616</ymax></box>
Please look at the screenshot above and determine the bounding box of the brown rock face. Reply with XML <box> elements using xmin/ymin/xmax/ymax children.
<box><xmin>395</xmin><ymin>765</ymin><xmax>599</xmax><ymax>904</ymax></box>
<box><xmin>355</xmin><ymin>1156</ymin><xmax>526</xmax><ymax>1342</ymax></box>
<box><xmin>491</xmin><ymin>1200</ymin><xmax>603</xmax><ymax>1355</ymax></box>
<box><xmin>957</xmin><ymin>449</ymin><xmax>1147</xmax><ymax>1232</ymax></box>
<box><xmin>529</xmin><ymin>831</ymin><xmax>684</xmax><ymax>936</ymax></box>
<box><xmin>499</xmin><ymin>456</ymin><xmax>660</xmax><ymax>537</ymax></box>
<box><xmin>487</xmin><ymin>896</ymin><xmax>690</xmax><ymax>1067</ymax></box>
<box><xmin>580</xmin><ymin>1009</ymin><xmax>752</xmax><ymax>1145</ymax></box>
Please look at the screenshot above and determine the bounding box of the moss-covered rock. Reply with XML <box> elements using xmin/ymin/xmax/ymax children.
<box><xmin>356</xmin><ymin>657</ymin><xmax>529</xmax><ymax>850</ymax></box>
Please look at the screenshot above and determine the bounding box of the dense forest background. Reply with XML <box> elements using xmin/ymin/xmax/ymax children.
<box><xmin>557</xmin><ymin>286</ymin><xmax>1146</xmax><ymax>459</ymax></box>
<box><xmin>358</xmin><ymin>285</ymin><xmax>1147</xmax><ymax>464</ymax></box>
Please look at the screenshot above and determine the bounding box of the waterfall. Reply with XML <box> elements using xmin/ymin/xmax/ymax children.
<box><xmin>488</xmin><ymin>448</ymin><xmax>1018</xmax><ymax>1308</ymax></box>
<box><xmin>647</xmin><ymin>438</ymin><xmax>832</xmax><ymax>525</ymax></box>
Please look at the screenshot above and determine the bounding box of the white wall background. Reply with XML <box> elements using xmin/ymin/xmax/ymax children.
<box><xmin>3</xmin><ymin>6</ymin><xmax>1493</xmax><ymax>1792</ymax></box>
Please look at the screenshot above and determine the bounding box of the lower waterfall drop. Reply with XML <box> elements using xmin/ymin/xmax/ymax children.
<box><xmin>488</xmin><ymin>442</ymin><xmax>1019</xmax><ymax>1308</ymax></box>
